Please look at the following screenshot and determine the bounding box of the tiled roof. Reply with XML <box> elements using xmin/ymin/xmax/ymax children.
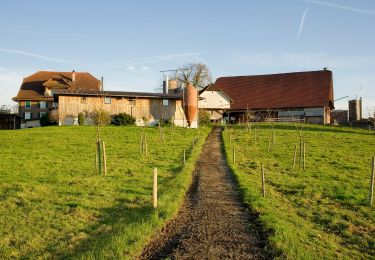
<box><xmin>13</xmin><ymin>71</ymin><xmax>101</xmax><ymax>101</ymax></box>
<box><xmin>215</xmin><ymin>70</ymin><xmax>334</xmax><ymax>110</ymax></box>
<box><xmin>54</xmin><ymin>89</ymin><xmax>183</xmax><ymax>99</ymax></box>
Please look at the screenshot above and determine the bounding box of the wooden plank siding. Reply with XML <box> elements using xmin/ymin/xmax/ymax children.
<box><xmin>57</xmin><ymin>95</ymin><xmax>187</xmax><ymax>126</ymax></box>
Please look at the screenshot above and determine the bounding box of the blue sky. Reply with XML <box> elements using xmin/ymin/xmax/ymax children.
<box><xmin>0</xmin><ymin>0</ymin><xmax>374</xmax><ymax>115</ymax></box>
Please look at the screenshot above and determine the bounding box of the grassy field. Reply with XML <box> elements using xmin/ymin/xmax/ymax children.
<box><xmin>223</xmin><ymin>123</ymin><xmax>375</xmax><ymax>259</ymax></box>
<box><xmin>0</xmin><ymin>125</ymin><xmax>210</xmax><ymax>259</ymax></box>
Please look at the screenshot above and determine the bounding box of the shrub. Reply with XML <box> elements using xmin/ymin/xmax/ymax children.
<box><xmin>159</xmin><ymin>119</ymin><xmax>173</xmax><ymax>127</ymax></box>
<box><xmin>40</xmin><ymin>113</ymin><xmax>57</xmax><ymax>127</ymax></box>
<box><xmin>92</xmin><ymin>109</ymin><xmax>111</xmax><ymax>126</ymax></box>
<box><xmin>78</xmin><ymin>112</ymin><xmax>85</xmax><ymax>125</ymax></box>
<box><xmin>199</xmin><ymin>109</ymin><xmax>211</xmax><ymax>125</ymax></box>
<box><xmin>112</xmin><ymin>113</ymin><xmax>136</xmax><ymax>126</ymax></box>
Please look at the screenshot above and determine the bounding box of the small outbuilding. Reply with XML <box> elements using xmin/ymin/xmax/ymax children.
<box><xmin>0</xmin><ymin>114</ymin><xmax>22</xmax><ymax>130</ymax></box>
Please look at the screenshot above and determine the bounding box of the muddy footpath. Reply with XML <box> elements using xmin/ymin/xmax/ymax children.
<box><xmin>139</xmin><ymin>127</ymin><xmax>267</xmax><ymax>259</ymax></box>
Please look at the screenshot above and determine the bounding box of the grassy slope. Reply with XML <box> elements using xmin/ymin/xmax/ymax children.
<box><xmin>223</xmin><ymin>124</ymin><xmax>375</xmax><ymax>259</ymax></box>
<box><xmin>0</xmin><ymin>125</ymin><xmax>210</xmax><ymax>259</ymax></box>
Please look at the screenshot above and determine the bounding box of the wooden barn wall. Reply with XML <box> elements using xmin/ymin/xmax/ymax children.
<box><xmin>58</xmin><ymin>96</ymin><xmax>186</xmax><ymax>122</ymax></box>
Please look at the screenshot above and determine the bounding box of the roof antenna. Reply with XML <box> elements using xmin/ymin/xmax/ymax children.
<box><xmin>323</xmin><ymin>67</ymin><xmax>328</xmax><ymax>71</ymax></box>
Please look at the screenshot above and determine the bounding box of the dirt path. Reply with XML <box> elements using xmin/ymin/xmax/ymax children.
<box><xmin>139</xmin><ymin>127</ymin><xmax>266</xmax><ymax>259</ymax></box>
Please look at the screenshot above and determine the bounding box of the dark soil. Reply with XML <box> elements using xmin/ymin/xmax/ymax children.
<box><xmin>139</xmin><ymin>127</ymin><xmax>266</xmax><ymax>259</ymax></box>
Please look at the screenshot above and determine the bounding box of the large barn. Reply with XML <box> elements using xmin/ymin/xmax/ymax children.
<box><xmin>215</xmin><ymin>69</ymin><xmax>334</xmax><ymax>124</ymax></box>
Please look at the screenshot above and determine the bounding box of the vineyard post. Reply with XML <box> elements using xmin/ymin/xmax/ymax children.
<box><xmin>369</xmin><ymin>156</ymin><xmax>375</xmax><ymax>206</ymax></box>
<box><xmin>153</xmin><ymin>167</ymin><xmax>158</xmax><ymax>208</ymax></box>
<box><xmin>292</xmin><ymin>144</ymin><xmax>297</xmax><ymax>170</ymax></box>
<box><xmin>261</xmin><ymin>163</ymin><xmax>265</xmax><ymax>197</ymax></box>
<box><xmin>102</xmin><ymin>140</ymin><xmax>107</xmax><ymax>175</ymax></box>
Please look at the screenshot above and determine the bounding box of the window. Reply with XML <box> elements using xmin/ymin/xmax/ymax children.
<box><xmin>39</xmin><ymin>101</ymin><xmax>47</xmax><ymax>109</ymax></box>
<box><xmin>25</xmin><ymin>101</ymin><xmax>31</xmax><ymax>109</ymax></box>
<box><xmin>81</xmin><ymin>97</ymin><xmax>87</xmax><ymax>104</ymax></box>
<box><xmin>25</xmin><ymin>112</ymin><xmax>31</xmax><ymax>120</ymax></box>
<box><xmin>104</xmin><ymin>97</ymin><xmax>111</xmax><ymax>104</ymax></box>
<box><xmin>163</xmin><ymin>99</ymin><xmax>169</xmax><ymax>106</ymax></box>
<box><xmin>40</xmin><ymin>112</ymin><xmax>47</xmax><ymax>118</ymax></box>
<box><xmin>53</xmin><ymin>102</ymin><xmax>58</xmax><ymax>108</ymax></box>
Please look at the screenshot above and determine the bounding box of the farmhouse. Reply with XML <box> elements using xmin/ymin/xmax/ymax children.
<box><xmin>13</xmin><ymin>71</ymin><xmax>101</xmax><ymax>128</ymax></box>
<box><xmin>215</xmin><ymin>69</ymin><xmax>334</xmax><ymax>124</ymax></box>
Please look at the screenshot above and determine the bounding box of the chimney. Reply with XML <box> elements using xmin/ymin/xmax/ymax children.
<box><xmin>163</xmin><ymin>76</ymin><xmax>169</xmax><ymax>94</ymax></box>
<box><xmin>101</xmin><ymin>76</ymin><xmax>104</xmax><ymax>91</ymax></box>
<box><xmin>72</xmin><ymin>70</ymin><xmax>76</xmax><ymax>82</ymax></box>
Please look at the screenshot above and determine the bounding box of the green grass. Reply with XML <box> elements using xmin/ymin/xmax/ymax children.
<box><xmin>223</xmin><ymin>123</ymin><xmax>375</xmax><ymax>259</ymax></box>
<box><xmin>0</xmin><ymin>125</ymin><xmax>210</xmax><ymax>259</ymax></box>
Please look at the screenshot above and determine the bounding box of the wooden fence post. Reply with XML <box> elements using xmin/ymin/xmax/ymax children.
<box><xmin>303</xmin><ymin>142</ymin><xmax>306</xmax><ymax>170</ymax></box>
<box><xmin>140</xmin><ymin>134</ymin><xmax>143</xmax><ymax>155</ymax></box>
<box><xmin>145</xmin><ymin>134</ymin><xmax>148</xmax><ymax>156</ymax></box>
<box><xmin>369</xmin><ymin>156</ymin><xmax>375</xmax><ymax>206</ymax></box>
<box><xmin>261</xmin><ymin>163</ymin><xmax>265</xmax><ymax>197</ymax></box>
<box><xmin>268</xmin><ymin>132</ymin><xmax>272</xmax><ymax>152</ymax></box>
<box><xmin>96</xmin><ymin>140</ymin><xmax>101</xmax><ymax>175</ymax></box>
<box><xmin>293</xmin><ymin>144</ymin><xmax>297</xmax><ymax>170</ymax></box>
<box><xmin>299</xmin><ymin>140</ymin><xmax>303</xmax><ymax>169</ymax></box>
<box><xmin>102</xmin><ymin>140</ymin><xmax>107</xmax><ymax>175</ymax></box>
<box><xmin>183</xmin><ymin>149</ymin><xmax>186</xmax><ymax>166</ymax></box>
<box><xmin>153</xmin><ymin>167</ymin><xmax>158</xmax><ymax>208</ymax></box>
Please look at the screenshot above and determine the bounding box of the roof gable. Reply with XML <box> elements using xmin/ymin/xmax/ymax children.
<box><xmin>215</xmin><ymin>70</ymin><xmax>334</xmax><ymax>110</ymax></box>
<box><xmin>13</xmin><ymin>71</ymin><xmax>101</xmax><ymax>101</ymax></box>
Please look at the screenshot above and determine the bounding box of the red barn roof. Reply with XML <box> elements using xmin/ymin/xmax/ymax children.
<box><xmin>215</xmin><ymin>70</ymin><xmax>334</xmax><ymax>110</ymax></box>
<box><xmin>13</xmin><ymin>71</ymin><xmax>101</xmax><ymax>101</ymax></box>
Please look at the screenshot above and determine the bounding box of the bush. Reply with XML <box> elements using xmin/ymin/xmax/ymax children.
<box><xmin>92</xmin><ymin>109</ymin><xmax>111</xmax><ymax>126</ymax></box>
<box><xmin>78</xmin><ymin>112</ymin><xmax>85</xmax><ymax>125</ymax></box>
<box><xmin>159</xmin><ymin>119</ymin><xmax>173</xmax><ymax>127</ymax></box>
<box><xmin>112</xmin><ymin>113</ymin><xmax>136</xmax><ymax>126</ymax></box>
<box><xmin>199</xmin><ymin>109</ymin><xmax>211</xmax><ymax>125</ymax></box>
<box><xmin>40</xmin><ymin>113</ymin><xmax>57</xmax><ymax>127</ymax></box>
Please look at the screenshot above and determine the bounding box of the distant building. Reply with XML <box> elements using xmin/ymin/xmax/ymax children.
<box><xmin>0</xmin><ymin>114</ymin><xmax>22</xmax><ymax>130</ymax></box>
<box><xmin>214</xmin><ymin>69</ymin><xmax>334</xmax><ymax>124</ymax></box>
<box><xmin>348</xmin><ymin>99</ymin><xmax>362</xmax><ymax>122</ymax></box>
<box><xmin>198</xmin><ymin>83</ymin><xmax>232</xmax><ymax>123</ymax></box>
<box><xmin>331</xmin><ymin>110</ymin><xmax>348</xmax><ymax>125</ymax></box>
<box><xmin>13</xmin><ymin>71</ymin><xmax>101</xmax><ymax>128</ymax></box>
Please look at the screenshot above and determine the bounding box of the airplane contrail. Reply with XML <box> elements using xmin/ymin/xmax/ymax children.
<box><xmin>0</xmin><ymin>48</ymin><xmax>75</xmax><ymax>63</ymax></box>
<box><xmin>297</xmin><ymin>6</ymin><xmax>310</xmax><ymax>40</ymax></box>
<box><xmin>303</xmin><ymin>0</ymin><xmax>375</xmax><ymax>16</ymax></box>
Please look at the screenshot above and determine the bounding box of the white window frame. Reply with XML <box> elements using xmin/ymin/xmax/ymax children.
<box><xmin>162</xmin><ymin>99</ymin><xmax>169</xmax><ymax>106</ymax></box>
<box><xmin>39</xmin><ymin>101</ymin><xmax>47</xmax><ymax>109</ymax></box>
<box><xmin>25</xmin><ymin>101</ymin><xmax>31</xmax><ymax>109</ymax></box>
<box><xmin>104</xmin><ymin>97</ymin><xmax>111</xmax><ymax>104</ymax></box>
<box><xmin>25</xmin><ymin>112</ymin><xmax>31</xmax><ymax>120</ymax></box>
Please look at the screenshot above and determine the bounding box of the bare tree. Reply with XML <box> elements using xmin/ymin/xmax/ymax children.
<box><xmin>175</xmin><ymin>63</ymin><xmax>212</xmax><ymax>90</ymax></box>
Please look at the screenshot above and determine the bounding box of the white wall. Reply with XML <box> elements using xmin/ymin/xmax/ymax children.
<box><xmin>199</xmin><ymin>91</ymin><xmax>230</xmax><ymax>109</ymax></box>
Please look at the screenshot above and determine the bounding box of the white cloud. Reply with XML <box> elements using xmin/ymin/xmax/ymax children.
<box><xmin>297</xmin><ymin>6</ymin><xmax>310</xmax><ymax>40</ymax></box>
<box><xmin>0</xmin><ymin>48</ymin><xmax>75</xmax><ymax>64</ymax></box>
<box><xmin>302</xmin><ymin>0</ymin><xmax>375</xmax><ymax>16</ymax></box>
